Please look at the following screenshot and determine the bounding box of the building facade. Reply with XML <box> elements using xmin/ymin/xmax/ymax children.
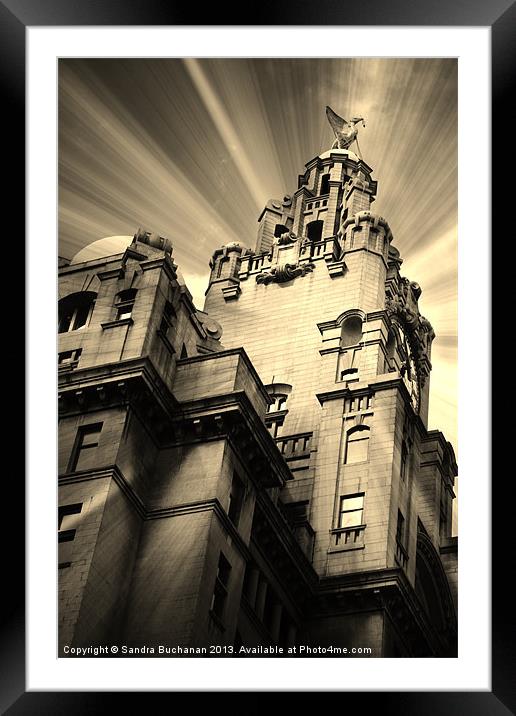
<box><xmin>58</xmin><ymin>131</ymin><xmax>458</xmax><ymax>657</ymax></box>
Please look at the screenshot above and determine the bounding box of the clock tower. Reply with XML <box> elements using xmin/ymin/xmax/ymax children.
<box><xmin>204</xmin><ymin>108</ymin><xmax>457</xmax><ymax>655</ymax></box>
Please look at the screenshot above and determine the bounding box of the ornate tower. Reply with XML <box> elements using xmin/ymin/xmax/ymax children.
<box><xmin>58</xmin><ymin>109</ymin><xmax>457</xmax><ymax>658</ymax></box>
<box><xmin>204</xmin><ymin>108</ymin><xmax>457</xmax><ymax>656</ymax></box>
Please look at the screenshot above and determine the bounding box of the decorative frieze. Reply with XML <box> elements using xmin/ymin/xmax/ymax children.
<box><xmin>385</xmin><ymin>276</ymin><xmax>435</xmax><ymax>386</ymax></box>
<box><xmin>256</xmin><ymin>261</ymin><xmax>315</xmax><ymax>285</ymax></box>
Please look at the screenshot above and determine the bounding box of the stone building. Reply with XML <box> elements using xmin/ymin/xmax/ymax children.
<box><xmin>58</xmin><ymin>126</ymin><xmax>458</xmax><ymax>657</ymax></box>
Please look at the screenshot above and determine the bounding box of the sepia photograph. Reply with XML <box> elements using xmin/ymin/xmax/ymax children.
<box><xmin>57</xmin><ymin>57</ymin><xmax>458</xmax><ymax>659</ymax></box>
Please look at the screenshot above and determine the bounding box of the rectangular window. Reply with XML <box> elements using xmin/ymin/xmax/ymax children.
<box><xmin>58</xmin><ymin>348</ymin><xmax>82</xmax><ymax>367</ymax></box>
<box><xmin>59</xmin><ymin>304</ymin><xmax>93</xmax><ymax>333</ymax></box>
<box><xmin>116</xmin><ymin>300</ymin><xmax>135</xmax><ymax>321</ymax></box>
<box><xmin>115</xmin><ymin>289</ymin><xmax>137</xmax><ymax>321</ymax></box>
<box><xmin>159</xmin><ymin>301</ymin><xmax>177</xmax><ymax>335</ymax></box>
<box><xmin>320</xmin><ymin>174</ymin><xmax>330</xmax><ymax>195</ymax></box>
<box><xmin>227</xmin><ymin>473</ymin><xmax>245</xmax><ymax>527</ymax></box>
<box><xmin>69</xmin><ymin>422</ymin><xmax>103</xmax><ymax>472</ymax></box>
<box><xmin>396</xmin><ymin>510</ymin><xmax>405</xmax><ymax>546</ymax></box>
<box><xmin>116</xmin><ymin>306</ymin><xmax>133</xmax><ymax>320</ymax></box>
<box><xmin>58</xmin><ymin>503</ymin><xmax>82</xmax><ymax>567</ymax></box>
<box><xmin>340</xmin><ymin>367</ymin><xmax>359</xmax><ymax>382</ymax></box>
<box><xmin>338</xmin><ymin>493</ymin><xmax>364</xmax><ymax>529</ymax></box>
<box><xmin>73</xmin><ymin>303</ymin><xmax>91</xmax><ymax>330</ymax></box>
<box><xmin>211</xmin><ymin>553</ymin><xmax>231</xmax><ymax>622</ymax></box>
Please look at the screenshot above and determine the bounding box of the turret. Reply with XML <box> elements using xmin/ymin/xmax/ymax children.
<box><xmin>207</xmin><ymin>241</ymin><xmax>253</xmax><ymax>302</ymax></box>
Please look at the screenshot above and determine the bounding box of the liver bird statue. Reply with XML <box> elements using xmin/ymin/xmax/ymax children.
<box><xmin>325</xmin><ymin>106</ymin><xmax>365</xmax><ymax>154</ymax></box>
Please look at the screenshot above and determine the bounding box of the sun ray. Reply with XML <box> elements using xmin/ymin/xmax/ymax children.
<box><xmin>59</xmin><ymin>58</ymin><xmax>457</xmax><ymax>457</ymax></box>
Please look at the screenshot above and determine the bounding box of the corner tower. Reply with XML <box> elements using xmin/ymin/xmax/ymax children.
<box><xmin>204</xmin><ymin>108</ymin><xmax>457</xmax><ymax>656</ymax></box>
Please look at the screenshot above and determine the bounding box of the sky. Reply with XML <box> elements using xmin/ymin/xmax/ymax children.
<box><xmin>58</xmin><ymin>58</ymin><xmax>458</xmax><ymax>471</ymax></box>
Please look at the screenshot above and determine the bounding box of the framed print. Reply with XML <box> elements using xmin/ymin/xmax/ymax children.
<box><xmin>5</xmin><ymin>0</ymin><xmax>511</xmax><ymax>712</ymax></box>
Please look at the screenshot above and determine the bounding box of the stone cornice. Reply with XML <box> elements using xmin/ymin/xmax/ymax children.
<box><xmin>341</xmin><ymin>245</ymin><xmax>389</xmax><ymax>270</ymax></box>
<box><xmin>316</xmin><ymin>376</ymin><xmax>446</xmax><ymax>450</ymax></box>
<box><xmin>97</xmin><ymin>267</ymin><xmax>125</xmax><ymax>281</ymax></box>
<box><xmin>187</xmin><ymin>311</ymin><xmax>208</xmax><ymax>340</ymax></box>
<box><xmin>342</xmin><ymin>210</ymin><xmax>392</xmax><ymax>240</ymax></box>
<box><xmin>122</xmin><ymin>247</ymin><xmax>149</xmax><ymax>263</ymax></box>
<box><xmin>176</xmin><ymin>347</ymin><xmax>271</xmax><ymax>406</ymax></box>
<box><xmin>58</xmin><ymin>355</ymin><xmax>180</xmax><ymax>424</ymax></box>
<box><xmin>316</xmin><ymin>566</ymin><xmax>448</xmax><ymax>656</ymax></box>
<box><xmin>316</xmin><ymin>376</ymin><xmax>401</xmax><ymax>405</ymax></box>
<box><xmin>58</xmin><ymin>254</ymin><xmax>126</xmax><ymax>276</ymax></box>
<box><xmin>421</xmin><ymin>430</ymin><xmax>458</xmax><ymax>477</ymax></box>
<box><xmin>59</xmin><ymin>465</ymin><xmax>147</xmax><ymax>519</ymax></box>
<box><xmin>418</xmin><ymin>457</ymin><xmax>456</xmax><ymax>489</ymax></box>
<box><xmin>365</xmin><ymin>309</ymin><xmax>390</xmax><ymax>325</ymax></box>
<box><xmin>176</xmin><ymin>391</ymin><xmax>292</xmax><ymax>488</ymax></box>
<box><xmin>257</xmin><ymin>204</ymin><xmax>285</xmax><ymax>222</ymax></box>
<box><xmin>58</xmin><ymin>465</ymin><xmax>252</xmax><ymax>560</ymax></box>
<box><xmin>303</xmin><ymin>151</ymin><xmax>374</xmax><ymax>176</ymax></box>
<box><xmin>139</xmin><ymin>255</ymin><xmax>178</xmax><ymax>283</ymax></box>
<box><xmin>100</xmin><ymin>317</ymin><xmax>133</xmax><ymax>330</ymax></box>
<box><xmin>58</xmin><ymin>354</ymin><xmax>291</xmax><ymax>489</ymax></box>
<box><xmin>318</xmin><ymin>566</ymin><xmax>404</xmax><ymax>593</ymax></box>
<box><xmin>440</xmin><ymin>536</ymin><xmax>458</xmax><ymax>555</ymax></box>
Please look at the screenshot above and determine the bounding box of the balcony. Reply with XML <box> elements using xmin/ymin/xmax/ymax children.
<box><xmin>275</xmin><ymin>432</ymin><xmax>312</xmax><ymax>472</ymax></box>
<box><xmin>330</xmin><ymin>524</ymin><xmax>366</xmax><ymax>552</ymax></box>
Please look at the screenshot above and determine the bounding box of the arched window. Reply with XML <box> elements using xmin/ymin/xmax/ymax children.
<box><xmin>268</xmin><ymin>394</ymin><xmax>288</xmax><ymax>413</ymax></box>
<box><xmin>415</xmin><ymin>545</ymin><xmax>446</xmax><ymax>632</ymax></box>
<box><xmin>306</xmin><ymin>220</ymin><xmax>323</xmax><ymax>243</ymax></box>
<box><xmin>345</xmin><ymin>425</ymin><xmax>370</xmax><ymax>464</ymax></box>
<box><xmin>216</xmin><ymin>257</ymin><xmax>228</xmax><ymax>278</ymax></box>
<box><xmin>340</xmin><ymin>315</ymin><xmax>363</xmax><ymax>347</ymax></box>
<box><xmin>274</xmin><ymin>223</ymin><xmax>289</xmax><ymax>238</ymax></box>
<box><xmin>115</xmin><ymin>288</ymin><xmax>137</xmax><ymax>321</ymax></box>
<box><xmin>58</xmin><ymin>291</ymin><xmax>97</xmax><ymax>333</ymax></box>
<box><xmin>320</xmin><ymin>174</ymin><xmax>330</xmax><ymax>195</ymax></box>
<box><xmin>265</xmin><ymin>383</ymin><xmax>291</xmax><ymax>438</ymax></box>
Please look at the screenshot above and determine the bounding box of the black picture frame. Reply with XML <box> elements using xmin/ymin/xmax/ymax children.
<box><xmin>7</xmin><ymin>1</ymin><xmax>510</xmax><ymax>712</ymax></box>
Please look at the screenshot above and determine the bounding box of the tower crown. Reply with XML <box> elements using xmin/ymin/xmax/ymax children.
<box><xmin>255</xmin><ymin>111</ymin><xmax>375</xmax><ymax>256</ymax></box>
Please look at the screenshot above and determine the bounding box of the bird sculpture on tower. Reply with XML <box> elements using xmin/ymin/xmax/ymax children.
<box><xmin>325</xmin><ymin>106</ymin><xmax>365</xmax><ymax>155</ymax></box>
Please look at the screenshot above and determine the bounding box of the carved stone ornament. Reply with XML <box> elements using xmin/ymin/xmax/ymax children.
<box><xmin>256</xmin><ymin>262</ymin><xmax>315</xmax><ymax>285</ymax></box>
<box><xmin>274</xmin><ymin>230</ymin><xmax>298</xmax><ymax>246</ymax></box>
<box><xmin>385</xmin><ymin>277</ymin><xmax>435</xmax><ymax>386</ymax></box>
